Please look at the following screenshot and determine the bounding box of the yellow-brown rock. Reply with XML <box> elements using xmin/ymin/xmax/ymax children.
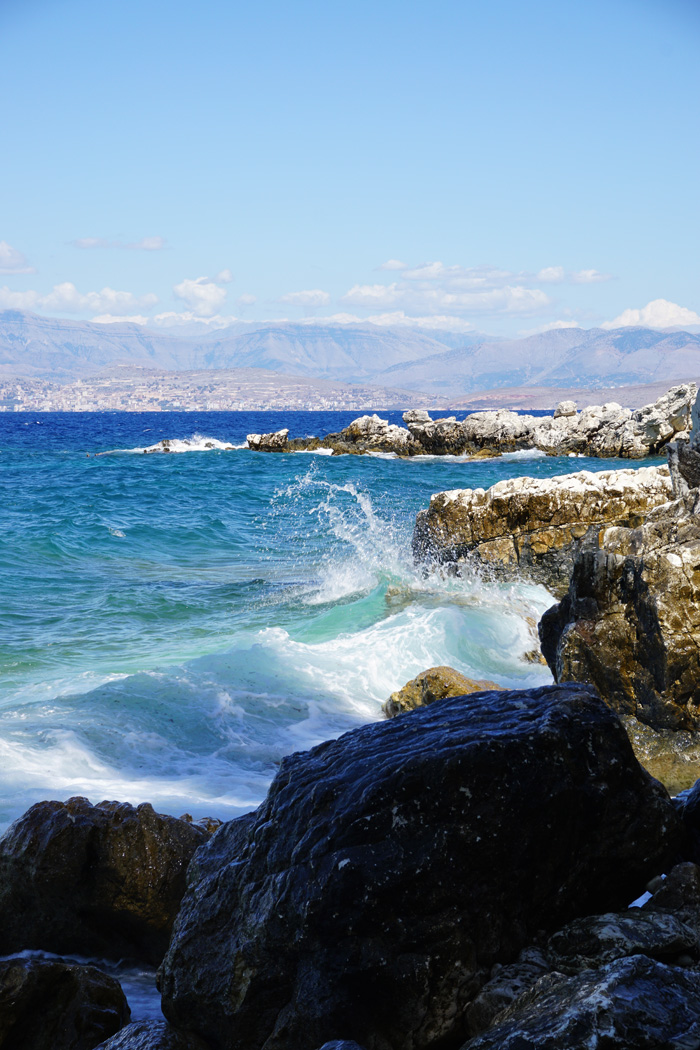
<box><xmin>383</xmin><ymin>665</ymin><xmax>503</xmax><ymax>717</ymax></box>
<box><xmin>413</xmin><ymin>465</ymin><xmax>673</xmax><ymax>598</ymax></box>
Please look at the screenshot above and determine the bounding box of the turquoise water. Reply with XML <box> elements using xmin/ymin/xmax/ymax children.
<box><xmin>0</xmin><ymin>411</ymin><xmax>657</xmax><ymax>829</ymax></box>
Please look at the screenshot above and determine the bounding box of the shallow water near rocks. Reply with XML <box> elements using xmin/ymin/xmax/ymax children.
<box><xmin>0</xmin><ymin>410</ymin><xmax>671</xmax><ymax>830</ymax></box>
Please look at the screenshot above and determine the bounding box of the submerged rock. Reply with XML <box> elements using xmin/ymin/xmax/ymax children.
<box><xmin>246</xmin><ymin>428</ymin><xmax>289</xmax><ymax>451</ymax></box>
<box><xmin>159</xmin><ymin>683</ymin><xmax>680</xmax><ymax>1050</ymax></box>
<box><xmin>539</xmin><ymin>490</ymin><xmax>700</xmax><ymax>730</ymax></box>
<box><xmin>383</xmin><ymin>665</ymin><xmax>503</xmax><ymax>717</ymax></box>
<box><xmin>94</xmin><ymin>1021</ymin><xmax>210</xmax><ymax>1049</ymax></box>
<box><xmin>0</xmin><ymin>797</ymin><xmax>208</xmax><ymax>964</ymax></box>
<box><xmin>413</xmin><ymin>465</ymin><xmax>672</xmax><ymax>597</ymax></box>
<box><xmin>462</xmin><ymin>956</ymin><xmax>700</xmax><ymax>1049</ymax></box>
<box><xmin>0</xmin><ymin>956</ymin><xmax>130</xmax><ymax>1050</ymax></box>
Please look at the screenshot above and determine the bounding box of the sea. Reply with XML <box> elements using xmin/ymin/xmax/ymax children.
<box><xmin>1</xmin><ymin>408</ymin><xmax>659</xmax><ymax>833</ymax></box>
<box><xmin>0</xmin><ymin>408</ymin><xmax>663</xmax><ymax>1015</ymax></box>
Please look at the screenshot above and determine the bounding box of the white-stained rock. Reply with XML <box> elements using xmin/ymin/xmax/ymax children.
<box><xmin>247</xmin><ymin>429</ymin><xmax>289</xmax><ymax>452</ymax></box>
<box><xmin>413</xmin><ymin>465</ymin><xmax>673</xmax><ymax>597</ymax></box>
<box><xmin>553</xmin><ymin>401</ymin><xmax>577</xmax><ymax>419</ymax></box>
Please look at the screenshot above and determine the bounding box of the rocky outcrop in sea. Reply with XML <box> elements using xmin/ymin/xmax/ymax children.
<box><xmin>413</xmin><ymin>464</ymin><xmax>673</xmax><ymax>597</ymax></box>
<box><xmin>246</xmin><ymin>383</ymin><xmax>696</xmax><ymax>459</ymax></box>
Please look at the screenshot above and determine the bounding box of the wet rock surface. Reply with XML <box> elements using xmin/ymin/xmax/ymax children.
<box><xmin>539</xmin><ymin>489</ymin><xmax>700</xmax><ymax>730</ymax></box>
<box><xmin>382</xmin><ymin>665</ymin><xmax>503</xmax><ymax>717</ymax></box>
<box><xmin>0</xmin><ymin>797</ymin><xmax>208</xmax><ymax>965</ymax></box>
<box><xmin>462</xmin><ymin>955</ymin><xmax>700</xmax><ymax>1049</ymax></box>
<box><xmin>159</xmin><ymin>683</ymin><xmax>680</xmax><ymax>1050</ymax></box>
<box><xmin>94</xmin><ymin>1021</ymin><xmax>211</xmax><ymax>1050</ymax></box>
<box><xmin>413</xmin><ymin>465</ymin><xmax>672</xmax><ymax>597</ymax></box>
<box><xmin>0</xmin><ymin>956</ymin><xmax>130</xmax><ymax>1050</ymax></box>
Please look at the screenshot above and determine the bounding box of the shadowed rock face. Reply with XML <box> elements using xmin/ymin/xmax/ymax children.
<box><xmin>159</xmin><ymin>684</ymin><xmax>680</xmax><ymax>1050</ymax></box>
<box><xmin>94</xmin><ymin>1021</ymin><xmax>211</xmax><ymax>1049</ymax></box>
<box><xmin>0</xmin><ymin>797</ymin><xmax>208</xmax><ymax>964</ymax></box>
<box><xmin>539</xmin><ymin>491</ymin><xmax>700</xmax><ymax>731</ymax></box>
<box><xmin>461</xmin><ymin>956</ymin><xmax>700</xmax><ymax>1050</ymax></box>
<box><xmin>0</xmin><ymin>956</ymin><xmax>130</xmax><ymax>1050</ymax></box>
<box><xmin>413</xmin><ymin>466</ymin><xmax>672</xmax><ymax>598</ymax></box>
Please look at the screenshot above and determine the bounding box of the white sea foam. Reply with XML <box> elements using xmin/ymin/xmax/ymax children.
<box><xmin>98</xmin><ymin>433</ymin><xmax>246</xmax><ymax>455</ymax></box>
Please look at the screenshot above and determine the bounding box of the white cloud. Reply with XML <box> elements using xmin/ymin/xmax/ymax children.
<box><xmin>151</xmin><ymin>311</ymin><xmax>238</xmax><ymax>329</ymax></box>
<box><xmin>377</xmin><ymin>259</ymin><xmax>409</xmax><ymax>271</ymax></box>
<box><xmin>216</xmin><ymin>269</ymin><xmax>234</xmax><ymax>283</ymax></box>
<box><xmin>0</xmin><ymin>282</ymin><xmax>157</xmax><ymax>315</ymax></box>
<box><xmin>0</xmin><ymin>241</ymin><xmax>35</xmax><ymax>274</ymax></box>
<box><xmin>278</xmin><ymin>289</ymin><xmax>331</xmax><ymax>307</ymax></box>
<box><xmin>72</xmin><ymin>236</ymin><xmax>167</xmax><ymax>251</ymax></box>
<box><xmin>236</xmin><ymin>293</ymin><xmax>257</xmax><ymax>306</ymax></box>
<box><xmin>128</xmin><ymin>236</ymin><xmax>166</xmax><ymax>251</ymax></box>
<box><xmin>341</xmin><ymin>280</ymin><xmax>550</xmax><ymax>315</ymax></box>
<box><xmin>572</xmin><ymin>269</ymin><xmax>611</xmax><ymax>284</ymax></box>
<box><xmin>602</xmin><ymin>298</ymin><xmax>700</xmax><ymax>330</ymax></box>
<box><xmin>173</xmin><ymin>276</ymin><xmax>228</xmax><ymax>317</ymax></box>
<box><xmin>537</xmin><ymin>266</ymin><xmax>566</xmax><ymax>283</ymax></box>
<box><xmin>519</xmin><ymin>320</ymin><xmax>583</xmax><ymax>336</ymax></box>
<box><xmin>72</xmin><ymin>237</ymin><xmax>108</xmax><ymax>249</ymax></box>
<box><xmin>91</xmin><ymin>314</ymin><xmax>150</xmax><ymax>325</ymax></box>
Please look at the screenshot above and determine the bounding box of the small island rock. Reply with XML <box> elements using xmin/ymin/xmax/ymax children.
<box><xmin>383</xmin><ymin>665</ymin><xmax>503</xmax><ymax>717</ymax></box>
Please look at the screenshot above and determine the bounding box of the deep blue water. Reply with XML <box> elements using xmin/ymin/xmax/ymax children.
<box><xmin>0</xmin><ymin>411</ymin><xmax>657</xmax><ymax>830</ymax></box>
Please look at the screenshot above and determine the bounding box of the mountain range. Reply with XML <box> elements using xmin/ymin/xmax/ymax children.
<box><xmin>1</xmin><ymin>310</ymin><xmax>699</xmax><ymax>396</ymax></box>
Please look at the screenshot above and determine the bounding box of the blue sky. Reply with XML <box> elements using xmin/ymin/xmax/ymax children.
<box><xmin>0</xmin><ymin>0</ymin><xmax>698</xmax><ymax>335</ymax></box>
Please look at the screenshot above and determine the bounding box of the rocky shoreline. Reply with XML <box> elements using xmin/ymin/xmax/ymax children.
<box><xmin>6</xmin><ymin>383</ymin><xmax>700</xmax><ymax>1048</ymax></box>
<box><xmin>246</xmin><ymin>383</ymin><xmax>696</xmax><ymax>460</ymax></box>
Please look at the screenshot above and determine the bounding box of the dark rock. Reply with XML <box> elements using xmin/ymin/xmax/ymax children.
<box><xmin>94</xmin><ymin>1021</ymin><xmax>211</xmax><ymax>1049</ymax></box>
<box><xmin>673</xmin><ymin>781</ymin><xmax>700</xmax><ymax>866</ymax></box>
<box><xmin>546</xmin><ymin>909</ymin><xmax>698</xmax><ymax>971</ymax></box>
<box><xmin>159</xmin><ymin>683</ymin><xmax>680</xmax><ymax>1050</ymax></box>
<box><xmin>539</xmin><ymin>491</ymin><xmax>700</xmax><ymax>730</ymax></box>
<box><xmin>462</xmin><ymin>956</ymin><xmax>700</xmax><ymax>1049</ymax></box>
<box><xmin>462</xmin><ymin>948</ymin><xmax>550</xmax><ymax>1038</ymax></box>
<box><xmin>0</xmin><ymin>797</ymin><xmax>208</xmax><ymax>964</ymax></box>
<box><xmin>316</xmin><ymin>1044</ymin><xmax>368</xmax><ymax>1050</ymax></box>
<box><xmin>642</xmin><ymin>863</ymin><xmax>700</xmax><ymax>941</ymax></box>
<box><xmin>0</xmin><ymin>956</ymin><xmax>130</xmax><ymax>1050</ymax></box>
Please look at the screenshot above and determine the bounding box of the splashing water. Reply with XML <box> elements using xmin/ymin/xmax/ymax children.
<box><xmin>0</xmin><ymin>411</ymin><xmax>653</xmax><ymax>830</ymax></box>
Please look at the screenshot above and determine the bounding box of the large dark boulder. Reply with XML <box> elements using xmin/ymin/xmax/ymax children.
<box><xmin>462</xmin><ymin>956</ymin><xmax>700</xmax><ymax>1049</ymax></box>
<box><xmin>159</xmin><ymin>683</ymin><xmax>680</xmax><ymax>1050</ymax></box>
<box><xmin>0</xmin><ymin>797</ymin><xmax>208</xmax><ymax>964</ymax></box>
<box><xmin>94</xmin><ymin>1021</ymin><xmax>210</xmax><ymax>1049</ymax></box>
<box><xmin>0</xmin><ymin>956</ymin><xmax>130</xmax><ymax>1050</ymax></box>
<box><xmin>539</xmin><ymin>492</ymin><xmax>700</xmax><ymax>730</ymax></box>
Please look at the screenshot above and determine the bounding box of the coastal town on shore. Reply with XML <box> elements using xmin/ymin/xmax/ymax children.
<box><xmin>0</xmin><ymin>368</ymin><xmax>446</xmax><ymax>413</ymax></box>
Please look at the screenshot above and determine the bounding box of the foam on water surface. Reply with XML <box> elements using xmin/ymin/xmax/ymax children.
<box><xmin>0</xmin><ymin>412</ymin><xmax>658</xmax><ymax>830</ymax></box>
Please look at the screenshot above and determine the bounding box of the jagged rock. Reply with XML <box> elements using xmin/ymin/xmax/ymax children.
<box><xmin>553</xmin><ymin>400</ymin><xmax>577</xmax><ymax>418</ymax></box>
<box><xmin>539</xmin><ymin>490</ymin><xmax>700</xmax><ymax>730</ymax></box>
<box><xmin>383</xmin><ymin>665</ymin><xmax>503</xmax><ymax>717</ymax></box>
<box><xmin>642</xmin><ymin>863</ymin><xmax>700</xmax><ymax>941</ymax></box>
<box><xmin>462</xmin><ymin>948</ymin><xmax>550</xmax><ymax>1038</ymax></box>
<box><xmin>402</xmin><ymin>409</ymin><xmax>431</xmax><ymax>424</ymax></box>
<box><xmin>246</xmin><ymin>429</ymin><xmax>289</xmax><ymax>451</ymax></box>
<box><xmin>0</xmin><ymin>797</ymin><xmax>209</xmax><ymax>964</ymax></box>
<box><xmin>0</xmin><ymin>956</ymin><xmax>130</xmax><ymax>1050</ymax></box>
<box><xmin>462</xmin><ymin>956</ymin><xmax>700</xmax><ymax>1049</ymax></box>
<box><xmin>270</xmin><ymin>385</ymin><xmax>695</xmax><ymax>459</ymax></box>
<box><xmin>546</xmin><ymin>910</ymin><xmax>698</xmax><ymax>972</ymax></box>
<box><xmin>159</xmin><ymin>683</ymin><xmax>680</xmax><ymax>1050</ymax></box>
<box><xmin>94</xmin><ymin>1021</ymin><xmax>210</xmax><ymax>1049</ymax></box>
<box><xmin>673</xmin><ymin>781</ymin><xmax>700</xmax><ymax>866</ymax></box>
<box><xmin>413</xmin><ymin>465</ymin><xmax>672</xmax><ymax>598</ymax></box>
<box><xmin>336</xmin><ymin>414</ymin><xmax>417</xmax><ymax>453</ymax></box>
